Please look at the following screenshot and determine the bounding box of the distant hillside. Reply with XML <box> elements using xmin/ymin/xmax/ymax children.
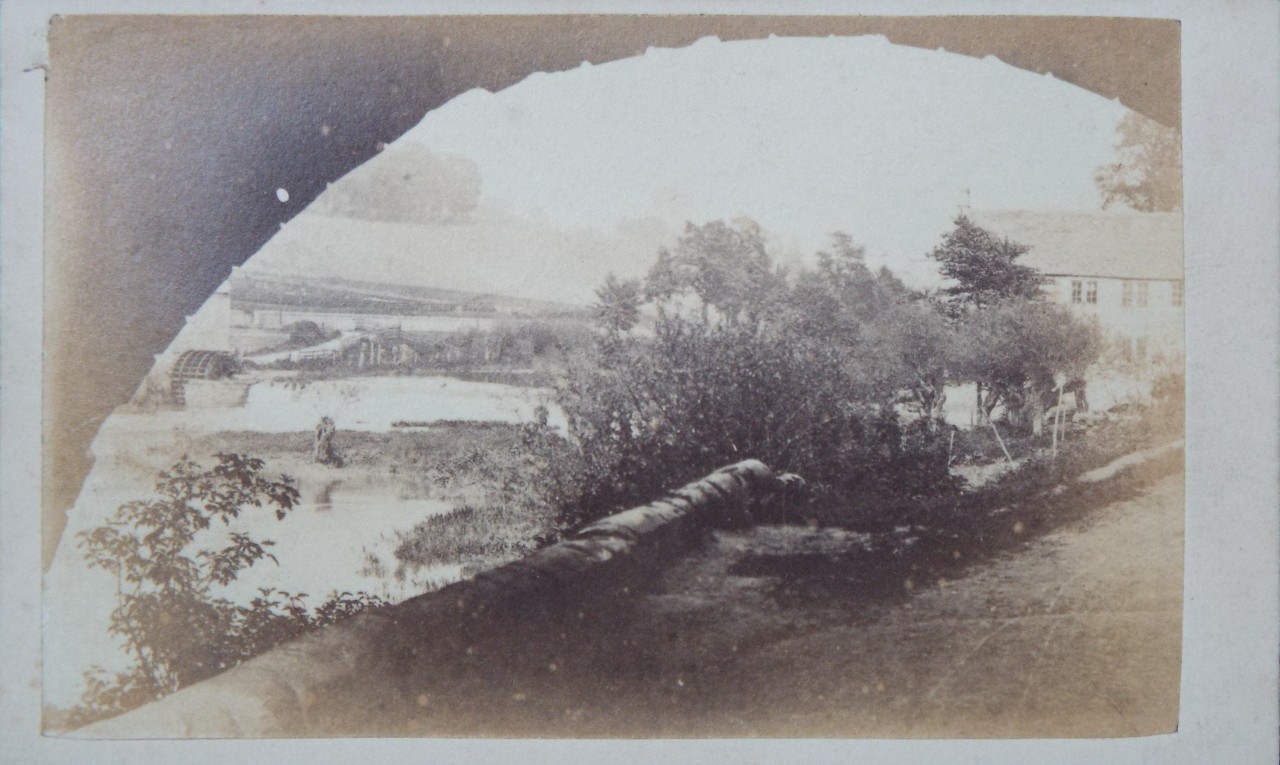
<box><xmin>244</xmin><ymin>208</ymin><xmax>674</xmax><ymax>307</ymax></box>
<box><xmin>230</xmin><ymin>269</ymin><xmax>588</xmax><ymax>319</ymax></box>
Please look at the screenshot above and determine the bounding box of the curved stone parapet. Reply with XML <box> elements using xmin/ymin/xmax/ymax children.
<box><xmin>72</xmin><ymin>459</ymin><xmax>792</xmax><ymax>738</ymax></box>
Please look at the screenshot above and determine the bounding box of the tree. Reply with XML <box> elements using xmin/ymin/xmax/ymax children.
<box><xmin>956</xmin><ymin>301</ymin><xmax>1103</xmax><ymax>434</ymax></box>
<box><xmin>284</xmin><ymin>320</ymin><xmax>329</xmax><ymax>348</ymax></box>
<box><xmin>929</xmin><ymin>216</ymin><xmax>1043</xmax><ymax>312</ymax></box>
<box><xmin>874</xmin><ymin>302</ymin><xmax>959</xmax><ymax>430</ymax></box>
<box><xmin>73</xmin><ymin>453</ymin><xmax>384</xmax><ymax>727</ymax></box>
<box><xmin>929</xmin><ymin>216</ymin><xmax>1045</xmax><ymax>422</ymax></box>
<box><xmin>642</xmin><ymin>247</ymin><xmax>686</xmax><ymax>324</ymax></box>
<box><xmin>783</xmin><ymin>232</ymin><xmax>920</xmax><ymax>404</ymax></box>
<box><xmin>592</xmin><ymin>273</ymin><xmax>643</xmax><ymax>336</ymax></box>
<box><xmin>814</xmin><ymin>233</ymin><xmax>906</xmax><ymax>319</ymax></box>
<box><xmin>668</xmin><ymin>219</ymin><xmax>786</xmax><ymax>329</ymax></box>
<box><xmin>1094</xmin><ymin>112</ymin><xmax>1182</xmax><ymax>212</ymax></box>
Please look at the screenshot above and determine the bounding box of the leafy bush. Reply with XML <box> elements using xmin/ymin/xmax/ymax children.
<box><xmin>956</xmin><ymin>300</ymin><xmax>1104</xmax><ymax>431</ymax></box>
<box><xmin>392</xmin><ymin>503</ymin><xmax>549</xmax><ymax>573</ymax></box>
<box><xmin>68</xmin><ymin>453</ymin><xmax>386</xmax><ymax>729</ymax></box>
<box><xmin>284</xmin><ymin>320</ymin><xmax>336</xmax><ymax>348</ymax></box>
<box><xmin>557</xmin><ymin>323</ymin><xmax>936</xmax><ymax>525</ymax></box>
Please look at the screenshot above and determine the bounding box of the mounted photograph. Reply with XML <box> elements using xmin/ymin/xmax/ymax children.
<box><xmin>41</xmin><ymin>15</ymin><xmax>1184</xmax><ymax>738</ymax></box>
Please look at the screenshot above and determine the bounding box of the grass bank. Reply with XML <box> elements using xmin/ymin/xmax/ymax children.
<box><xmin>192</xmin><ymin>422</ymin><xmax>562</xmax><ymax>585</ymax></box>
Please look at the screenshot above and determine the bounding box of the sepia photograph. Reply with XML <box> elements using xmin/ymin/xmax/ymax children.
<box><xmin>6</xmin><ymin>8</ymin><xmax>1245</xmax><ymax>747</ymax></box>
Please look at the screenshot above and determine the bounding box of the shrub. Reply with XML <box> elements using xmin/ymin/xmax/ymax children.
<box><xmin>68</xmin><ymin>453</ymin><xmax>386</xmax><ymax>729</ymax></box>
<box><xmin>542</xmin><ymin>319</ymin><xmax>961</xmax><ymax>529</ymax></box>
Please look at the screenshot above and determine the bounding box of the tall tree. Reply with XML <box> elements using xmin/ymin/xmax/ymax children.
<box><xmin>1094</xmin><ymin>112</ymin><xmax>1182</xmax><ymax>213</ymax></box>
<box><xmin>930</xmin><ymin>216</ymin><xmax>1044</xmax><ymax>424</ymax></box>
<box><xmin>592</xmin><ymin>273</ymin><xmax>643</xmax><ymax>336</ymax></box>
<box><xmin>671</xmin><ymin>219</ymin><xmax>784</xmax><ymax>329</ymax></box>
<box><xmin>874</xmin><ymin>302</ymin><xmax>959</xmax><ymax>430</ymax></box>
<box><xmin>815</xmin><ymin>232</ymin><xmax>906</xmax><ymax>320</ymax></box>
<box><xmin>929</xmin><ymin>216</ymin><xmax>1043</xmax><ymax>312</ymax></box>
<box><xmin>642</xmin><ymin>247</ymin><xmax>686</xmax><ymax>325</ymax></box>
<box><xmin>785</xmin><ymin>232</ymin><xmax>916</xmax><ymax>403</ymax></box>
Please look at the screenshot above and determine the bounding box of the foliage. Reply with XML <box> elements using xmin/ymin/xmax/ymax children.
<box><xmin>427</xmin><ymin>321</ymin><xmax>593</xmax><ymax>370</ymax></box>
<box><xmin>534</xmin><ymin>218</ymin><xmax>1113</xmax><ymax>529</ymax></box>
<box><xmin>392</xmin><ymin>503</ymin><xmax>550</xmax><ymax>573</ymax></box>
<box><xmin>929</xmin><ymin>215</ymin><xmax>1043</xmax><ymax>311</ymax></box>
<box><xmin>1095</xmin><ymin>112</ymin><xmax>1182</xmax><ymax>212</ymax></box>
<box><xmin>592</xmin><ymin>274</ymin><xmax>644</xmax><ymax>336</ymax></box>
<box><xmin>783</xmin><ymin>234</ymin><xmax>955</xmax><ymax>426</ymax></box>
<box><xmin>70</xmin><ymin>454</ymin><xmax>386</xmax><ymax>729</ymax></box>
<box><xmin>391</xmin><ymin>419</ymin><xmax>572</xmax><ymax>572</ymax></box>
<box><xmin>925</xmin><ymin>215</ymin><xmax>1102</xmax><ymax>432</ymax></box>
<box><xmin>543</xmin><ymin>223</ymin><xmax>966</xmax><ymax>529</ymax></box>
<box><xmin>956</xmin><ymin>300</ymin><xmax>1104</xmax><ymax>429</ymax></box>
<box><xmin>874</xmin><ymin>301</ymin><xmax>959</xmax><ymax>426</ymax></box>
<box><xmin>283</xmin><ymin>320</ymin><xmax>337</xmax><ymax>348</ymax></box>
<box><xmin>555</xmin><ymin>324</ymin><xmax>869</xmax><ymax>525</ymax></box>
<box><xmin>640</xmin><ymin>219</ymin><xmax>788</xmax><ymax>330</ymax></box>
<box><xmin>784</xmin><ymin>233</ymin><xmax>905</xmax><ymax>339</ymax></box>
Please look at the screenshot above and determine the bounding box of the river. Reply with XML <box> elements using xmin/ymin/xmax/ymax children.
<box><xmin>42</xmin><ymin>374</ymin><xmax>559</xmax><ymax>710</ymax></box>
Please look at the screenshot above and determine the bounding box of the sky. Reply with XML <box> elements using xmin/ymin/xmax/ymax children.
<box><xmin>248</xmin><ymin>35</ymin><xmax>1131</xmax><ymax>300</ymax></box>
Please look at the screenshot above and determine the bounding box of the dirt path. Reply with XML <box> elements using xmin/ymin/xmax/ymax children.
<box><xmin>385</xmin><ymin>470</ymin><xmax>1183</xmax><ymax>738</ymax></box>
<box><xmin>669</xmin><ymin>472</ymin><xmax>1185</xmax><ymax>738</ymax></box>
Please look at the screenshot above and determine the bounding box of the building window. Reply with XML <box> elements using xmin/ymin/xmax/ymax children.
<box><xmin>1070</xmin><ymin>280</ymin><xmax>1083</xmax><ymax>304</ymax></box>
<box><xmin>1135</xmin><ymin>336</ymin><xmax>1148</xmax><ymax>360</ymax></box>
<box><xmin>1086</xmin><ymin>281</ymin><xmax>1098</xmax><ymax>304</ymax></box>
<box><xmin>1122</xmin><ymin>281</ymin><xmax>1133</xmax><ymax>308</ymax></box>
<box><xmin>1173</xmin><ymin>280</ymin><xmax>1184</xmax><ymax>307</ymax></box>
<box><xmin>1137</xmin><ymin>280</ymin><xmax>1149</xmax><ymax>308</ymax></box>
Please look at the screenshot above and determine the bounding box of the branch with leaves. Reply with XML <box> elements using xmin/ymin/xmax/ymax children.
<box><xmin>71</xmin><ymin>453</ymin><xmax>385</xmax><ymax>729</ymax></box>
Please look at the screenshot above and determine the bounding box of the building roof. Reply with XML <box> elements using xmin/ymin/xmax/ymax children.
<box><xmin>967</xmin><ymin>209</ymin><xmax>1184</xmax><ymax>281</ymax></box>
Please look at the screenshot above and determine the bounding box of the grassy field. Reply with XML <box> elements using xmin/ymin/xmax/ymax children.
<box><xmin>193</xmin><ymin>422</ymin><xmax>518</xmax><ymax>472</ymax></box>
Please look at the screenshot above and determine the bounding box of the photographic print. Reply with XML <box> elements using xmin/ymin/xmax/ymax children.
<box><xmin>40</xmin><ymin>15</ymin><xmax>1184</xmax><ymax>738</ymax></box>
